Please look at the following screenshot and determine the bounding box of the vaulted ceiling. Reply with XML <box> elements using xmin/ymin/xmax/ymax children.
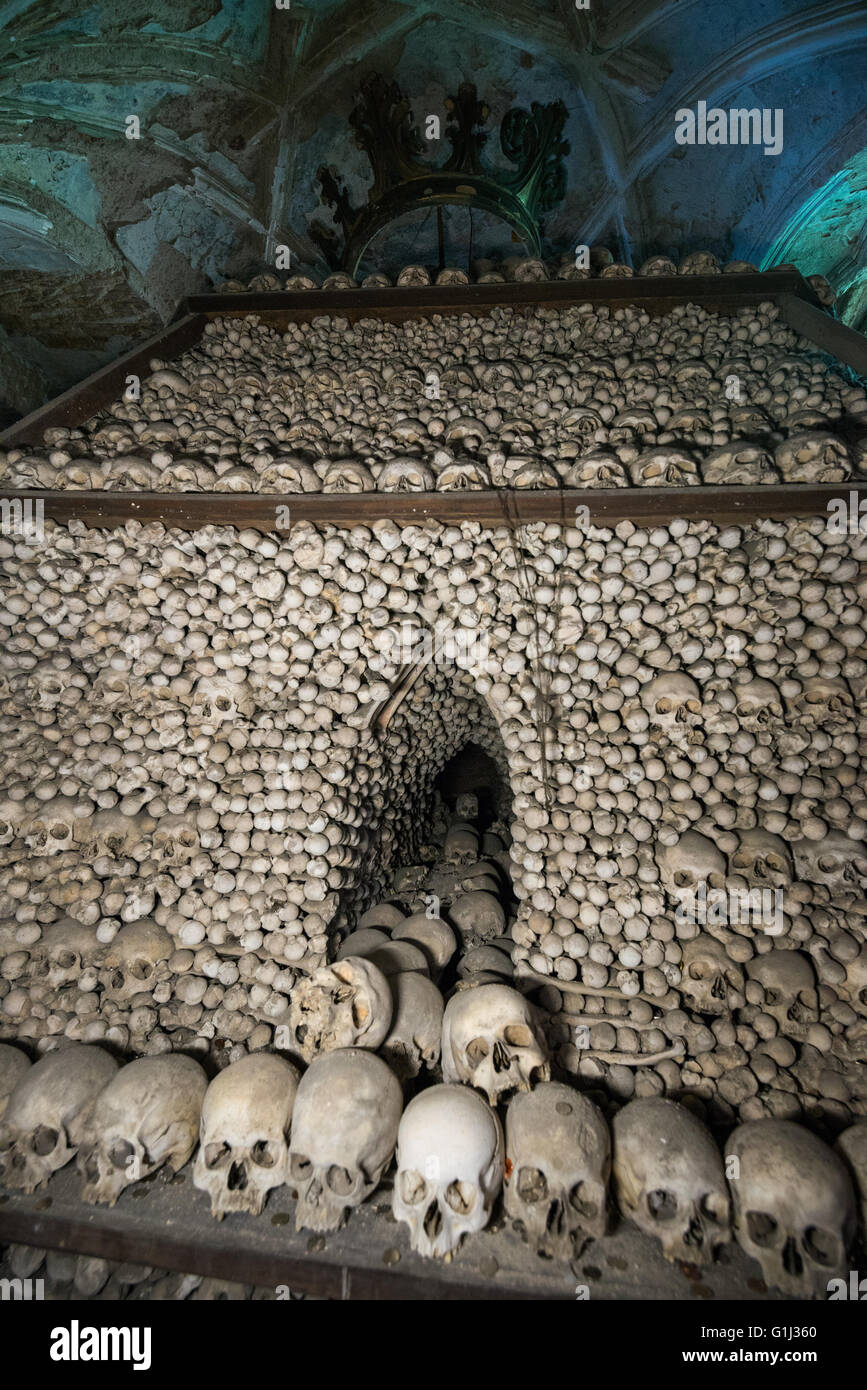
<box><xmin>1</xmin><ymin>0</ymin><xmax>866</xmax><ymax>419</ymax></box>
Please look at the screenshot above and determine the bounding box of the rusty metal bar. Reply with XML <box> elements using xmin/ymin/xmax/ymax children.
<box><xmin>9</xmin><ymin>482</ymin><xmax>865</xmax><ymax>531</ymax></box>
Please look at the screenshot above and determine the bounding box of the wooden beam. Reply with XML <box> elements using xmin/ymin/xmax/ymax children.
<box><xmin>9</xmin><ymin>483</ymin><xmax>865</xmax><ymax>531</ymax></box>
<box><xmin>776</xmin><ymin>293</ymin><xmax>867</xmax><ymax>379</ymax></box>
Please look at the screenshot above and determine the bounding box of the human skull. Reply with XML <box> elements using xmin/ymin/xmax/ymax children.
<box><xmin>441</xmin><ymin>983</ymin><xmax>550</xmax><ymax>1105</ymax></box>
<box><xmin>656</xmin><ymin>831</ymin><xmax>727</xmax><ymax>901</ymax></box>
<box><xmin>393</xmin><ymin>1084</ymin><xmax>504</xmax><ymax>1258</ymax></box>
<box><xmin>32</xmin><ymin>920</ymin><xmax>104</xmax><ymax>992</ymax></box>
<box><xmin>629</xmin><ymin>448</ymin><xmax>701</xmax><ymax>487</ymax></box>
<box><xmin>285</xmin><ymin>957</ymin><xmax>392</xmax><ymax>1063</ymax></box>
<box><xmin>680</xmin><ymin>935</ymin><xmax>746</xmax><ymax>1016</ymax></box>
<box><xmin>732</xmin><ymin>677</ymin><xmax>784</xmax><ymax>731</ymax></box>
<box><xmin>641</xmin><ymin>672</ymin><xmax>702</xmax><ymax>742</ymax></box>
<box><xmin>391</xmin><ymin>915</ymin><xmax>457</xmax><ymax>974</ymax></box>
<box><xmin>789</xmin><ymin>675</ymin><xmax>854</xmax><ymax>730</ymax></box>
<box><xmin>730</xmin><ymin>830</ymin><xmax>793</xmax><ymax>890</ymax></box>
<box><xmin>78</xmin><ymin>1056</ymin><xmax>208</xmax><ymax>1206</ymax></box>
<box><xmin>380</xmin><ymin>973</ymin><xmax>444</xmax><ymax>1081</ymax></box>
<box><xmin>792</xmin><ymin>833</ymin><xmax>867</xmax><ymax>899</ymax></box>
<box><xmin>505</xmin><ymin>1083</ymin><xmax>610</xmax><ymax>1259</ymax></box>
<box><xmin>100</xmin><ymin>919</ymin><xmax>173</xmax><ymax>1004</ymax></box>
<box><xmin>775</xmin><ymin>431</ymin><xmax>850</xmax><ymax>482</ymax></box>
<box><xmin>702</xmin><ymin>445</ymin><xmax>778</xmax><ymax>485</ymax></box>
<box><xmin>189</xmin><ymin>673</ymin><xmax>253</xmax><ymax>730</ymax></box>
<box><xmin>612</xmin><ymin>1097</ymin><xmax>730</xmax><ymax>1265</ymax></box>
<box><xmin>745</xmin><ymin>950</ymin><xmax>818</xmax><ymax>1036</ymax></box>
<box><xmin>448</xmin><ymin>891</ymin><xmax>507</xmax><ymax>943</ymax></box>
<box><xmin>288</xmin><ymin>1049</ymin><xmax>402</xmax><ymax>1232</ymax></box>
<box><xmin>0</xmin><ymin>1045</ymin><xmax>118</xmax><ymax>1193</ymax></box>
<box><xmin>0</xmin><ymin>1045</ymin><xmax>31</xmax><ymax>1120</ymax></box>
<box><xmin>726</xmin><ymin>1120</ymin><xmax>855</xmax><ymax>1296</ymax></box>
<box><xmin>564</xmin><ymin>450</ymin><xmax>629</xmax><ymax>487</ymax></box>
<box><xmin>192</xmin><ymin>1054</ymin><xmax>300</xmax><ymax>1219</ymax></box>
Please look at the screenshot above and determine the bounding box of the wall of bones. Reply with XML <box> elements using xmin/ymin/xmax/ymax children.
<box><xmin>1</xmin><ymin>284</ymin><xmax>867</xmax><ymax>1296</ymax></box>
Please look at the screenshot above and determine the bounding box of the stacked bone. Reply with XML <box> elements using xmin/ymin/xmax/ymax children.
<box><xmin>1</xmin><ymin>511</ymin><xmax>867</xmax><ymax>1124</ymax></box>
<box><xmin>3</xmin><ymin>299</ymin><xmax>865</xmax><ymax>493</ymax></box>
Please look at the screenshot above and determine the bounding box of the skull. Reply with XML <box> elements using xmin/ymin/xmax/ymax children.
<box><xmin>629</xmin><ymin>448</ymin><xmax>701</xmax><ymax>487</ymax></box>
<box><xmin>380</xmin><ymin>973</ymin><xmax>444</xmax><ymax>1081</ymax></box>
<box><xmin>448</xmin><ymin>891</ymin><xmax>506</xmax><ymax>943</ymax></box>
<box><xmin>732</xmin><ymin>677</ymin><xmax>784</xmax><ymax>731</ymax></box>
<box><xmin>836</xmin><ymin>1124</ymin><xmax>867</xmax><ymax>1242</ymax></box>
<box><xmin>680</xmin><ymin>935</ymin><xmax>745</xmax><ymax>1016</ymax></box>
<box><xmin>789</xmin><ymin>675</ymin><xmax>854</xmax><ymax>730</ymax></box>
<box><xmin>640</xmin><ymin>672</ymin><xmax>702</xmax><ymax>742</ymax></box>
<box><xmin>792</xmin><ymin>833</ymin><xmax>867</xmax><ymax>899</ymax></box>
<box><xmin>444</xmin><ymin>823</ymin><xmax>480</xmax><ymax>865</ymax></box>
<box><xmin>775</xmin><ymin>431</ymin><xmax>850</xmax><ymax>482</ymax></box>
<box><xmin>0</xmin><ymin>1045</ymin><xmax>31</xmax><ymax>1120</ymax></box>
<box><xmin>152</xmin><ymin>814</ymin><xmax>200</xmax><ymax>863</ymax></box>
<box><xmin>656</xmin><ymin>831</ymin><xmax>727</xmax><ymax>902</ymax></box>
<box><xmin>285</xmin><ymin>957</ymin><xmax>393</xmax><ymax>1063</ymax></box>
<box><xmin>0</xmin><ymin>1045</ymin><xmax>118</xmax><ymax>1193</ymax></box>
<box><xmin>100</xmin><ymin>919</ymin><xmax>173</xmax><ymax>1004</ymax></box>
<box><xmin>730</xmin><ymin>830</ymin><xmax>793</xmax><ymax>890</ymax></box>
<box><xmin>612</xmin><ymin>1097</ymin><xmax>730</xmax><ymax>1265</ymax></box>
<box><xmin>564</xmin><ymin>450</ymin><xmax>629</xmax><ymax>488</ymax></box>
<box><xmin>189</xmin><ymin>673</ymin><xmax>253</xmax><ymax>730</ymax></box>
<box><xmin>393</xmin><ymin>1083</ymin><xmax>504</xmax><ymax>1258</ymax></box>
<box><xmin>391</xmin><ymin>916</ymin><xmax>457</xmax><ymax>974</ymax></box>
<box><xmin>702</xmin><ymin>444</ymin><xmax>778</xmax><ymax>485</ymax></box>
<box><xmin>745</xmin><ymin>950</ymin><xmax>818</xmax><ymax>1036</ymax></box>
<box><xmin>32</xmin><ymin>920</ymin><xmax>104</xmax><ymax>992</ymax></box>
<box><xmin>23</xmin><ymin>798</ymin><xmax>88</xmax><ymax>856</ymax></box>
<box><xmin>78</xmin><ymin>1055</ymin><xmax>208</xmax><ymax>1207</ymax></box>
<box><xmin>192</xmin><ymin>1054</ymin><xmax>300</xmax><ymax>1219</ymax></box>
<box><xmin>288</xmin><ymin>1049</ymin><xmax>402</xmax><ymax>1232</ymax></box>
<box><xmin>726</xmin><ymin>1120</ymin><xmax>855</xmax><ymax>1296</ymax></box>
<box><xmin>441</xmin><ymin>983</ymin><xmax>550</xmax><ymax>1105</ymax></box>
<box><xmin>505</xmin><ymin>1083</ymin><xmax>610</xmax><ymax>1259</ymax></box>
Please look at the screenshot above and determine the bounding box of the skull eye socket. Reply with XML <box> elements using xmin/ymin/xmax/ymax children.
<box><xmin>109</xmin><ymin>1139</ymin><xmax>135</xmax><ymax>1171</ymax></box>
<box><xmin>503</xmin><ymin>1024</ymin><xmax>533</xmax><ymax>1048</ymax></box>
<box><xmin>252</xmin><ymin>1140</ymin><xmax>278</xmax><ymax>1169</ymax></box>
<box><xmin>517</xmin><ymin>1166</ymin><xmax>548</xmax><ymax>1204</ymax></box>
<box><xmin>466</xmin><ymin>1037</ymin><xmax>489</xmax><ymax>1069</ymax></box>
<box><xmin>327</xmin><ymin>1165</ymin><xmax>354</xmax><ymax>1195</ymax></box>
<box><xmin>204</xmin><ymin>1141</ymin><xmax>231</xmax><ymax>1170</ymax></box>
<box><xmin>746</xmin><ymin>1210</ymin><xmax>778</xmax><ymax>1247</ymax></box>
<box><xmin>569</xmin><ymin>1181</ymin><xmax>599</xmax><ymax>1221</ymax></box>
<box><xmin>399</xmin><ymin>1169</ymin><xmax>427</xmax><ymax>1206</ymax></box>
<box><xmin>33</xmin><ymin>1125</ymin><xmax>60</xmax><ymax>1156</ymax></box>
<box><xmin>445</xmin><ymin>1180</ymin><xmax>475</xmax><ymax>1215</ymax></box>
<box><xmin>803</xmin><ymin>1227</ymin><xmax>837</xmax><ymax>1266</ymax></box>
<box><xmin>290</xmin><ymin>1154</ymin><xmax>311</xmax><ymax>1181</ymax></box>
<box><xmin>647</xmin><ymin>1188</ymin><xmax>678</xmax><ymax>1220</ymax></box>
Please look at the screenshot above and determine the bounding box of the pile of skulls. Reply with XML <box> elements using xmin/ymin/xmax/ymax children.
<box><xmin>2</xmin><ymin>298</ymin><xmax>864</xmax><ymax>493</ymax></box>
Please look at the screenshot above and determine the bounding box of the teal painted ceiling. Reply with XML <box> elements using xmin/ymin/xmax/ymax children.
<box><xmin>0</xmin><ymin>0</ymin><xmax>865</xmax><ymax>418</ymax></box>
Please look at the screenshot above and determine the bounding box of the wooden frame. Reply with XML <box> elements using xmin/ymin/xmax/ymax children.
<box><xmin>1</xmin><ymin>270</ymin><xmax>864</xmax><ymax>529</ymax></box>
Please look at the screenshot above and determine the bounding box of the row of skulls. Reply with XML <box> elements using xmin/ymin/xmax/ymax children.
<box><xmin>2</xmin><ymin>1039</ymin><xmax>866</xmax><ymax>1297</ymax></box>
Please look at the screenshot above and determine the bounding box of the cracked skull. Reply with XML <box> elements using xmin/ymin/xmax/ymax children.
<box><xmin>612</xmin><ymin>1097</ymin><xmax>730</xmax><ymax>1265</ymax></box>
<box><xmin>505</xmin><ymin>1082</ymin><xmax>610</xmax><ymax>1259</ymax></box>
<box><xmin>78</xmin><ymin>1055</ymin><xmax>208</xmax><ymax>1207</ymax></box>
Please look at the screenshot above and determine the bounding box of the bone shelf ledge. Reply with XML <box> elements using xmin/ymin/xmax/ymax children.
<box><xmin>10</xmin><ymin>483</ymin><xmax>867</xmax><ymax>530</ymax></box>
<box><xmin>0</xmin><ymin>1168</ymin><xmax>792</xmax><ymax>1301</ymax></box>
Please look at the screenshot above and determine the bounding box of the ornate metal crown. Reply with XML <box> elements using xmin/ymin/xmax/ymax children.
<box><xmin>310</xmin><ymin>74</ymin><xmax>569</xmax><ymax>274</ymax></box>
